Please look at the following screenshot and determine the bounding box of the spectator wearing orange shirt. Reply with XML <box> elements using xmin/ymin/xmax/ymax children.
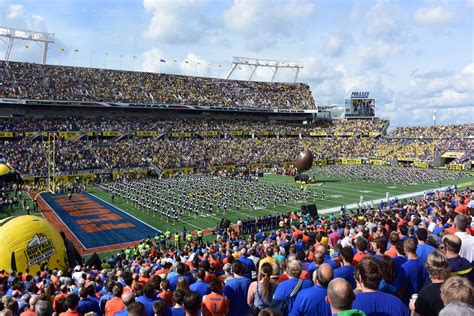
<box><xmin>353</xmin><ymin>237</ymin><xmax>371</xmax><ymax>265</ymax></box>
<box><xmin>104</xmin><ymin>283</ymin><xmax>125</xmax><ymax>316</ymax></box>
<box><xmin>53</xmin><ymin>284</ymin><xmax>69</xmax><ymax>312</ymax></box>
<box><xmin>158</xmin><ymin>280</ymin><xmax>173</xmax><ymax>307</ymax></box>
<box><xmin>202</xmin><ymin>279</ymin><xmax>229</xmax><ymax>316</ymax></box>
<box><xmin>385</xmin><ymin>231</ymin><xmax>400</xmax><ymax>258</ymax></box>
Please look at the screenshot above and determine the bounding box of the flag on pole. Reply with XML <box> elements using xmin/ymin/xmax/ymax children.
<box><xmin>60</xmin><ymin>48</ymin><xmax>65</xmax><ymax>52</ymax></box>
<box><xmin>25</xmin><ymin>45</ymin><xmax>29</xmax><ymax>49</ymax></box>
<box><xmin>133</xmin><ymin>56</ymin><xmax>137</xmax><ymax>59</ymax></box>
<box><xmin>218</xmin><ymin>64</ymin><xmax>222</xmax><ymax>68</ymax></box>
<box><xmin>197</xmin><ymin>62</ymin><xmax>201</xmax><ymax>65</ymax></box>
<box><xmin>184</xmin><ymin>60</ymin><xmax>189</xmax><ymax>64</ymax></box>
<box><xmin>105</xmin><ymin>52</ymin><xmax>109</xmax><ymax>56</ymax></box>
<box><xmin>74</xmin><ymin>49</ymin><xmax>79</xmax><ymax>52</ymax></box>
<box><xmin>120</xmin><ymin>54</ymin><xmax>124</xmax><ymax>57</ymax></box>
<box><xmin>173</xmin><ymin>59</ymin><xmax>177</xmax><ymax>63</ymax></box>
<box><xmin>160</xmin><ymin>59</ymin><xmax>166</xmax><ymax>63</ymax></box>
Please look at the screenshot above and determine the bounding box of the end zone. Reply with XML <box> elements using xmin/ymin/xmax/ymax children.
<box><xmin>34</xmin><ymin>192</ymin><xmax>159</xmax><ymax>255</ymax></box>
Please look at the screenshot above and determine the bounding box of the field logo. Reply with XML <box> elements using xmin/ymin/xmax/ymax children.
<box><xmin>24</xmin><ymin>233</ymin><xmax>57</xmax><ymax>267</ymax></box>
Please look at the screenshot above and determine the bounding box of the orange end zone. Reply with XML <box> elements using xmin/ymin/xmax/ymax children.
<box><xmin>30</xmin><ymin>192</ymin><xmax>143</xmax><ymax>255</ymax></box>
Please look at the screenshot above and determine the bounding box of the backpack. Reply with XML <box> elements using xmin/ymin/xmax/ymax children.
<box><xmin>249</xmin><ymin>282</ymin><xmax>272</xmax><ymax>316</ymax></box>
<box><xmin>268</xmin><ymin>278</ymin><xmax>303</xmax><ymax>314</ymax></box>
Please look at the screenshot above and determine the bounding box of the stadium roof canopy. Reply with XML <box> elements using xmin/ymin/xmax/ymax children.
<box><xmin>225</xmin><ymin>56</ymin><xmax>304</xmax><ymax>83</ymax></box>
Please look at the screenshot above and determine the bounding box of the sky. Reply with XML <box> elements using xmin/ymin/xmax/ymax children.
<box><xmin>0</xmin><ymin>0</ymin><xmax>473</xmax><ymax>128</ymax></box>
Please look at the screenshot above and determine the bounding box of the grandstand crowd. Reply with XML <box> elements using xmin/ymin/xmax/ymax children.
<box><xmin>0</xmin><ymin>117</ymin><xmax>472</xmax><ymax>177</ymax></box>
<box><xmin>0</xmin><ymin>62</ymin><xmax>315</xmax><ymax>110</ymax></box>
<box><xmin>1</xmin><ymin>186</ymin><xmax>473</xmax><ymax>316</ymax></box>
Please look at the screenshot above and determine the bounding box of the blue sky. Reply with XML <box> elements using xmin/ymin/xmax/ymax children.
<box><xmin>0</xmin><ymin>0</ymin><xmax>473</xmax><ymax>128</ymax></box>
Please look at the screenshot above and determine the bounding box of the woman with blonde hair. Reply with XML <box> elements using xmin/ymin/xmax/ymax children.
<box><xmin>440</xmin><ymin>276</ymin><xmax>474</xmax><ymax>306</ymax></box>
<box><xmin>410</xmin><ymin>250</ymin><xmax>450</xmax><ymax>316</ymax></box>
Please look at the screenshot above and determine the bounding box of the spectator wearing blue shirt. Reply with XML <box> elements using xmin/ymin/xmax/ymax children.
<box><xmin>401</xmin><ymin>238</ymin><xmax>429</xmax><ymax>302</ymax></box>
<box><xmin>273</xmin><ymin>259</ymin><xmax>313</xmax><ymax>315</ymax></box>
<box><xmin>77</xmin><ymin>287</ymin><xmax>101</xmax><ymax>315</ymax></box>
<box><xmin>99</xmin><ymin>280</ymin><xmax>115</xmax><ymax>313</ymax></box>
<box><xmin>334</xmin><ymin>247</ymin><xmax>356</xmax><ymax>289</ymax></box>
<box><xmin>137</xmin><ymin>284</ymin><xmax>163</xmax><ymax>316</ymax></box>
<box><xmin>416</xmin><ymin>228</ymin><xmax>436</xmax><ymax>263</ymax></box>
<box><xmin>327</xmin><ymin>278</ymin><xmax>365</xmax><ymax>316</ymax></box>
<box><xmin>441</xmin><ymin>234</ymin><xmax>474</xmax><ymax>282</ymax></box>
<box><xmin>168</xmin><ymin>263</ymin><xmax>195</xmax><ymax>291</ymax></box>
<box><xmin>353</xmin><ymin>257</ymin><xmax>410</xmax><ymax>316</ymax></box>
<box><xmin>289</xmin><ymin>263</ymin><xmax>332</xmax><ymax>316</ymax></box>
<box><xmin>237</xmin><ymin>248</ymin><xmax>256</xmax><ymax>280</ymax></box>
<box><xmin>223</xmin><ymin>261</ymin><xmax>251</xmax><ymax>316</ymax></box>
<box><xmin>308</xmin><ymin>245</ymin><xmax>338</xmax><ymax>277</ymax></box>
<box><xmin>115</xmin><ymin>291</ymin><xmax>136</xmax><ymax>316</ymax></box>
<box><xmin>189</xmin><ymin>269</ymin><xmax>210</xmax><ymax>300</ymax></box>
<box><xmin>170</xmin><ymin>289</ymin><xmax>186</xmax><ymax>316</ymax></box>
<box><xmin>372</xmin><ymin>236</ymin><xmax>387</xmax><ymax>261</ymax></box>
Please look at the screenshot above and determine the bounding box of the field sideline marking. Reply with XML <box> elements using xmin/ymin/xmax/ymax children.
<box><xmin>317</xmin><ymin>184</ymin><xmax>456</xmax><ymax>215</ymax></box>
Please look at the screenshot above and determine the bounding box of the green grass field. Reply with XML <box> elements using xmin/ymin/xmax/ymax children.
<box><xmin>86</xmin><ymin>173</ymin><xmax>474</xmax><ymax>234</ymax></box>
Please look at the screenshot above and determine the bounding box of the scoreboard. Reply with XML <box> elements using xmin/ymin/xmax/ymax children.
<box><xmin>345</xmin><ymin>92</ymin><xmax>375</xmax><ymax>117</ymax></box>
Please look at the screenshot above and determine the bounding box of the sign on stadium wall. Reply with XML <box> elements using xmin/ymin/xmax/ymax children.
<box><xmin>414</xmin><ymin>161</ymin><xmax>428</xmax><ymax>169</ymax></box>
<box><xmin>200</xmin><ymin>131</ymin><xmax>220</xmax><ymax>137</ymax></box>
<box><xmin>135</xmin><ymin>131</ymin><xmax>158</xmax><ymax>137</ymax></box>
<box><xmin>341</xmin><ymin>159</ymin><xmax>362</xmax><ymax>165</ymax></box>
<box><xmin>0</xmin><ymin>132</ymin><xmax>14</xmax><ymax>138</ymax></box>
<box><xmin>449</xmin><ymin>164</ymin><xmax>465</xmax><ymax>170</ymax></box>
<box><xmin>309</xmin><ymin>132</ymin><xmax>328</xmax><ymax>137</ymax></box>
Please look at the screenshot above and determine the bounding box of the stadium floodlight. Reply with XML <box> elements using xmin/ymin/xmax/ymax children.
<box><xmin>225</xmin><ymin>56</ymin><xmax>304</xmax><ymax>83</ymax></box>
<box><xmin>0</xmin><ymin>26</ymin><xmax>55</xmax><ymax>64</ymax></box>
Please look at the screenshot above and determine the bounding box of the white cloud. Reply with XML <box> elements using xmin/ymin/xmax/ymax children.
<box><xmin>414</xmin><ymin>6</ymin><xmax>455</xmax><ymax>25</ymax></box>
<box><xmin>359</xmin><ymin>41</ymin><xmax>395</xmax><ymax>69</ymax></box>
<box><xmin>223</xmin><ymin>0</ymin><xmax>314</xmax><ymax>51</ymax></box>
<box><xmin>142</xmin><ymin>48</ymin><xmax>213</xmax><ymax>77</ymax></box>
<box><xmin>142</xmin><ymin>0</ymin><xmax>219</xmax><ymax>45</ymax></box>
<box><xmin>468</xmin><ymin>0</ymin><xmax>474</xmax><ymax>10</ymax></box>
<box><xmin>323</xmin><ymin>36</ymin><xmax>344</xmax><ymax>57</ymax></box>
<box><xmin>364</xmin><ymin>1</ymin><xmax>401</xmax><ymax>40</ymax></box>
<box><xmin>378</xmin><ymin>63</ymin><xmax>474</xmax><ymax>127</ymax></box>
<box><xmin>461</xmin><ymin>63</ymin><xmax>474</xmax><ymax>75</ymax></box>
<box><xmin>141</xmin><ymin>47</ymin><xmax>168</xmax><ymax>73</ymax></box>
<box><xmin>7</xmin><ymin>4</ymin><xmax>23</xmax><ymax>19</ymax></box>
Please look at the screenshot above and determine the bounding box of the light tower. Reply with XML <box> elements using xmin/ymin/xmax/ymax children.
<box><xmin>433</xmin><ymin>109</ymin><xmax>437</xmax><ymax>126</ymax></box>
<box><xmin>0</xmin><ymin>26</ymin><xmax>55</xmax><ymax>64</ymax></box>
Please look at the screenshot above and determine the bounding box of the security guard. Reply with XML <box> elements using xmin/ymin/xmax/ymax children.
<box><xmin>174</xmin><ymin>232</ymin><xmax>180</xmax><ymax>248</ymax></box>
<box><xmin>197</xmin><ymin>229</ymin><xmax>203</xmax><ymax>246</ymax></box>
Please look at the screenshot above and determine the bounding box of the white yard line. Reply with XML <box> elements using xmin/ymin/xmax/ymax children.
<box><xmin>318</xmin><ymin>185</ymin><xmax>453</xmax><ymax>215</ymax></box>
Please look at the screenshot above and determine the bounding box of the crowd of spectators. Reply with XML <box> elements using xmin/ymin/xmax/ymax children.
<box><xmin>1</xmin><ymin>187</ymin><xmax>473</xmax><ymax>316</ymax></box>
<box><xmin>389</xmin><ymin>124</ymin><xmax>473</xmax><ymax>139</ymax></box>
<box><xmin>1</xmin><ymin>62</ymin><xmax>316</xmax><ymax>110</ymax></box>
<box><xmin>0</xmin><ymin>117</ymin><xmax>388</xmax><ymax>135</ymax></box>
<box><xmin>1</xmin><ymin>137</ymin><xmax>380</xmax><ymax>177</ymax></box>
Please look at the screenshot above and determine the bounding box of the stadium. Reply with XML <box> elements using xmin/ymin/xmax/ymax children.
<box><xmin>0</xmin><ymin>3</ymin><xmax>473</xmax><ymax>316</ymax></box>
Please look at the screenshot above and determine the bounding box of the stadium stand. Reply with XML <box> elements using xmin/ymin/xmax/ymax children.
<box><xmin>1</xmin><ymin>62</ymin><xmax>316</xmax><ymax>110</ymax></box>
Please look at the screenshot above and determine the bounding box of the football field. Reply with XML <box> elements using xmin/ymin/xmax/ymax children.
<box><xmin>87</xmin><ymin>172</ymin><xmax>474</xmax><ymax>235</ymax></box>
